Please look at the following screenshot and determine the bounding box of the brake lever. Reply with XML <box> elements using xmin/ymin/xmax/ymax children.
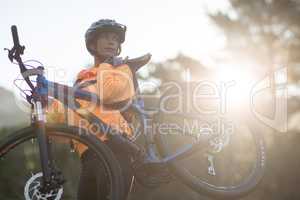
<box><xmin>4</xmin><ymin>48</ymin><xmax>14</xmax><ymax>62</ymax></box>
<box><xmin>4</xmin><ymin>45</ymin><xmax>25</xmax><ymax>62</ymax></box>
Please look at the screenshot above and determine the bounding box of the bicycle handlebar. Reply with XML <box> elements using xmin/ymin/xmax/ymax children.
<box><xmin>11</xmin><ymin>25</ymin><xmax>20</xmax><ymax>48</ymax></box>
<box><xmin>7</xmin><ymin>25</ymin><xmax>35</xmax><ymax>92</ymax></box>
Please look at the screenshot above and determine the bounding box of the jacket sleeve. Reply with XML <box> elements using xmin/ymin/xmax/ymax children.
<box><xmin>96</xmin><ymin>64</ymin><xmax>135</xmax><ymax>104</ymax></box>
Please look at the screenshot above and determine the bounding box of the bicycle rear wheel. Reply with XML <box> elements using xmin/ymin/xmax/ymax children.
<box><xmin>0</xmin><ymin>124</ymin><xmax>124</xmax><ymax>200</ymax></box>
<box><xmin>155</xmin><ymin>112</ymin><xmax>266</xmax><ymax>199</ymax></box>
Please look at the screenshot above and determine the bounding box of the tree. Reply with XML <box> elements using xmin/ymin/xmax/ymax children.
<box><xmin>208</xmin><ymin>0</ymin><xmax>300</xmax><ymax>83</ymax></box>
<box><xmin>207</xmin><ymin>2</ymin><xmax>300</xmax><ymax>199</ymax></box>
<box><xmin>138</xmin><ymin>53</ymin><xmax>213</xmax><ymax>94</ymax></box>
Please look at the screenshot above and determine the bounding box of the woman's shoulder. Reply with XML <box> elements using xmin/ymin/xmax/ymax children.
<box><xmin>76</xmin><ymin>67</ymin><xmax>97</xmax><ymax>82</ymax></box>
<box><xmin>77</xmin><ymin>67</ymin><xmax>97</xmax><ymax>79</ymax></box>
<box><xmin>75</xmin><ymin>53</ymin><xmax>151</xmax><ymax>82</ymax></box>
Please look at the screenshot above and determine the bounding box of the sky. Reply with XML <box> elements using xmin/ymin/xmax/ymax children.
<box><xmin>0</xmin><ymin>0</ymin><xmax>230</xmax><ymax>95</ymax></box>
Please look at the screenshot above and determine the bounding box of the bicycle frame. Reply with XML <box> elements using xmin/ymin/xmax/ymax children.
<box><xmin>130</xmin><ymin>103</ymin><xmax>212</xmax><ymax>164</ymax></box>
<box><xmin>38</xmin><ymin>78</ymin><xmax>212</xmax><ymax>166</ymax></box>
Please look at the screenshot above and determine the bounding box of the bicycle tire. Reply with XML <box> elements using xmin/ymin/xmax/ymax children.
<box><xmin>0</xmin><ymin>124</ymin><xmax>125</xmax><ymax>200</ymax></box>
<box><xmin>155</xmin><ymin>112</ymin><xmax>266</xmax><ymax>199</ymax></box>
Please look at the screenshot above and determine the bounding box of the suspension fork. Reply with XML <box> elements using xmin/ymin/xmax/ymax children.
<box><xmin>33</xmin><ymin>99</ymin><xmax>52</xmax><ymax>188</ymax></box>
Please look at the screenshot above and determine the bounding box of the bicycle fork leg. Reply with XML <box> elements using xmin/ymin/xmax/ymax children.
<box><xmin>34</xmin><ymin>101</ymin><xmax>51</xmax><ymax>187</ymax></box>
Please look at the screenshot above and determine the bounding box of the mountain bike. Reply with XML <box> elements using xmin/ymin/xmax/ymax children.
<box><xmin>0</xmin><ymin>25</ymin><xmax>266</xmax><ymax>200</ymax></box>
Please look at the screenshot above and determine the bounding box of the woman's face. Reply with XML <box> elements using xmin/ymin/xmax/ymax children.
<box><xmin>93</xmin><ymin>31</ymin><xmax>120</xmax><ymax>58</ymax></box>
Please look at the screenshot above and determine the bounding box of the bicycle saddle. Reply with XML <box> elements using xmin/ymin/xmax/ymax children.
<box><xmin>105</xmin><ymin>53</ymin><xmax>152</xmax><ymax>71</ymax></box>
<box><xmin>125</xmin><ymin>53</ymin><xmax>152</xmax><ymax>71</ymax></box>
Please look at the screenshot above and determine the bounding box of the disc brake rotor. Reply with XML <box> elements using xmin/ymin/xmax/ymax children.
<box><xmin>24</xmin><ymin>172</ymin><xmax>63</xmax><ymax>200</ymax></box>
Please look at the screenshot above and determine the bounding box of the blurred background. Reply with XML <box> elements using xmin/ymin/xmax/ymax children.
<box><xmin>1</xmin><ymin>0</ymin><xmax>300</xmax><ymax>199</ymax></box>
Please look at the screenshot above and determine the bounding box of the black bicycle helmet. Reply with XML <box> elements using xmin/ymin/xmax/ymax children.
<box><xmin>85</xmin><ymin>19</ymin><xmax>127</xmax><ymax>55</ymax></box>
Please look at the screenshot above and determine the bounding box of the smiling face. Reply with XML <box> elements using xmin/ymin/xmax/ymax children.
<box><xmin>91</xmin><ymin>31</ymin><xmax>120</xmax><ymax>58</ymax></box>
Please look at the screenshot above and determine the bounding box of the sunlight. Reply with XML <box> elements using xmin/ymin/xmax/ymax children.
<box><xmin>214</xmin><ymin>62</ymin><xmax>258</xmax><ymax>111</ymax></box>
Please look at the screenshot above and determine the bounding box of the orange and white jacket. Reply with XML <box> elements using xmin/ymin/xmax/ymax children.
<box><xmin>46</xmin><ymin>62</ymin><xmax>136</xmax><ymax>155</ymax></box>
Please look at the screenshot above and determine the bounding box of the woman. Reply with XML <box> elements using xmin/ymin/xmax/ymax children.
<box><xmin>47</xmin><ymin>19</ymin><xmax>151</xmax><ymax>199</ymax></box>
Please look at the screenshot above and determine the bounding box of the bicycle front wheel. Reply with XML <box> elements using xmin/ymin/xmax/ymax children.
<box><xmin>0</xmin><ymin>124</ymin><xmax>124</xmax><ymax>200</ymax></box>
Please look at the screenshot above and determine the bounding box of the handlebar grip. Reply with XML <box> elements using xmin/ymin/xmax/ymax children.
<box><xmin>11</xmin><ymin>25</ymin><xmax>20</xmax><ymax>47</ymax></box>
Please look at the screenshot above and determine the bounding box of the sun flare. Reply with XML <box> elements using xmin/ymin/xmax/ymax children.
<box><xmin>214</xmin><ymin>63</ymin><xmax>257</xmax><ymax>110</ymax></box>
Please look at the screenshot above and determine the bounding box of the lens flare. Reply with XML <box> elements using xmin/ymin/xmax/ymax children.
<box><xmin>214</xmin><ymin>63</ymin><xmax>257</xmax><ymax>111</ymax></box>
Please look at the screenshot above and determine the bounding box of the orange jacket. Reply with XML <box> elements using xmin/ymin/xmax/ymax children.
<box><xmin>47</xmin><ymin>62</ymin><xmax>135</xmax><ymax>155</ymax></box>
